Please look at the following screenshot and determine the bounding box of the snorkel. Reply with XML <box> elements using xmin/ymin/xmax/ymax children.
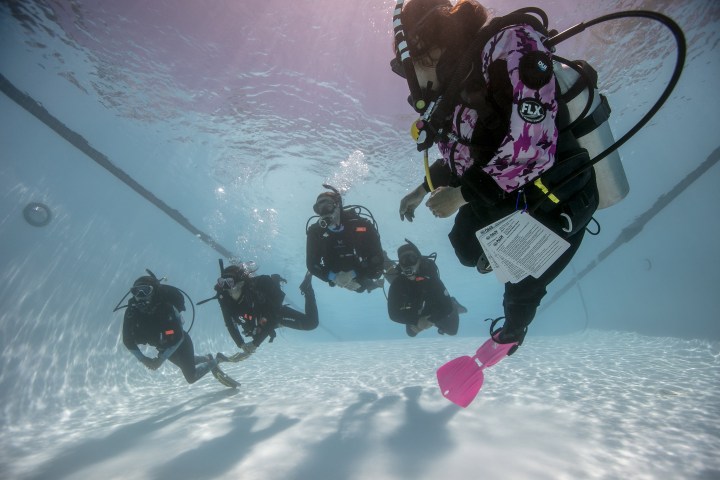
<box><xmin>392</xmin><ymin>0</ymin><xmax>428</xmax><ymax>114</ymax></box>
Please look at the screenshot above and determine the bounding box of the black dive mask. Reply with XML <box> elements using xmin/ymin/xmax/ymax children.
<box><xmin>130</xmin><ymin>285</ymin><xmax>156</xmax><ymax>311</ymax></box>
<box><xmin>130</xmin><ymin>284</ymin><xmax>154</xmax><ymax>301</ymax></box>
<box><xmin>314</xmin><ymin>197</ymin><xmax>337</xmax><ymax>217</ymax></box>
<box><xmin>314</xmin><ymin>195</ymin><xmax>340</xmax><ymax>229</ymax></box>
<box><xmin>399</xmin><ymin>251</ymin><xmax>420</xmax><ymax>276</ymax></box>
<box><xmin>216</xmin><ymin>277</ymin><xmax>236</xmax><ymax>290</ymax></box>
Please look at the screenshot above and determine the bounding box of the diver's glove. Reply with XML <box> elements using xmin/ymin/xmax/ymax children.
<box><xmin>399</xmin><ymin>184</ymin><xmax>427</xmax><ymax>222</ymax></box>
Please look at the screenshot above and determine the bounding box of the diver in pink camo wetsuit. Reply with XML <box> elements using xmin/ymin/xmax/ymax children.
<box><xmin>393</xmin><ymin>0</ymin><xmax>599</xmax><ymax>351</ymax></box>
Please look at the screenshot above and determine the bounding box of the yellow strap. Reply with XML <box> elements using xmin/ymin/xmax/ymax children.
<box><xmin>534</xmin><ymin>178</ymin><xmax>559</xmax><ymax>203</ymax></box>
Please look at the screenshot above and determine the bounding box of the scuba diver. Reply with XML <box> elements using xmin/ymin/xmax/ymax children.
<box><xmin>392</xmin><ymin>0</ymin><xmax>601</xmax><ymax>353</ymax></box>
<box><xmin>120</xmin><ymin>272</ymin><xmax>235</xmax><ymax>386</ymax></box>
<box><xmin>210</xmin><ymin>260</ymin><xmax>318</xmax><ymax>360</ymax></box>
<box><xmin>387</xmin><ymin>240</ymin><xmax>467</xmax><ymax>337</ymax></box>
<box><xmin>392</xmin><ymin>0</ymin><xmax>686</xmax><ymax>408</ymax></box>
<box><xmin>306</xmin><ymin>185</ymin><xmax>386</xmax><ymax>293</ymax></box>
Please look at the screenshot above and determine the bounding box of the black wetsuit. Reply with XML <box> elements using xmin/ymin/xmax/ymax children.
<box><xmin>306</xmin><ymin>210</ymin><xmax>384</xmax><ymax>292</ymax></box>
<box><xmin>387</xmin><ymin>258</ymin><xmax>458</xmax><ymax>337</ymax></box>
<box><xmin>217</xmin><ymin>275</ymin><xmax>318</xmax><ymax>348</ymax></box>
<box><xmin>122</xmin><ymin>285</ymin><xmax>206</xmax><ymax>384</ymax></box>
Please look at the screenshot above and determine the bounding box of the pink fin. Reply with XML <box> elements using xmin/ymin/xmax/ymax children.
<box><xmin>436</xmin><ymin>355</ymin><xmax>485</xmax><ymax>408</ymax></box>
<box><xmin>436</xmin><ymin>334</ymin><xmax>517</xmax><ymax>407</ymax></box>
<box><xmin>474</xmin><ymin>333</ymin><xmax>517</xmax><ymax>368</ymax></box>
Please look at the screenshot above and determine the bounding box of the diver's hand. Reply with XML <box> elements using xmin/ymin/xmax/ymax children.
<box><xmin>426</xmin><ymin>186</ymin><xmax>467</xmax><ymax>218</ymax></box>
<box><xmin>334</xmin><ymin>270</ymin><xmax>356</xmax><ymax>288</ymax></box>
<box><xmin>399</xmin><ymin>185</ymin><xmax>427</xmax><ymax>222</ymax></box>
<box><xmin>142</xmin><ymin>357</ymin><xmax>162</xmax><ymax>370</ymax></box>
<box><xmin>344</xmin><ymin>280</ymin><xmax>362</xmax><ymax>291</ymax></box>
<box><xmin>416</xmin><ymin>315</ymin><xmax>434</xmax><ymax>331</ymax></box>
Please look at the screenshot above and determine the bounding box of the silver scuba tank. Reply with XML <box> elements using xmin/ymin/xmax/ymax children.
<box><xmin>554</xmin><ymin>61</ymin><xmax>629</xmax><ymax>209</ymax></box>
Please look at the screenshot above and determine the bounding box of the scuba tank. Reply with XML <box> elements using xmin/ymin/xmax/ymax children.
<box><xmin>553</xmin><ymin>62</ymin><xmax>630</xmax><ymax>210</ymax></box>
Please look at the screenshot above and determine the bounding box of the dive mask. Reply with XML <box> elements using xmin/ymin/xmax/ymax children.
<box><xmin>313</xmin><ymin>197</ymin><xmax>337</xmax><ymax>216</ymax></box>
<box><xmin>217</xmin><ymin>277</ymin><xmax>235</xmax><ymax>290</ymax></box>
<box><xmin>314</xmin><ymin>197</ymin><xmax>339</xmax><ymax>227</ymax></box>
<box><xmin>399</xmin><ymin>251</ymin><xmax>420</xmax><ymax>276</ymax></box>
<box><xmin>130</xmin><ymin>284</ymin><xmax>154</xmax><ymax>302</ymax></box>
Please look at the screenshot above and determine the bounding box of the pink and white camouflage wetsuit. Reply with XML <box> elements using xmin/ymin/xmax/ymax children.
<box><xmin>437</xmin><ymin>24</ymin><xmax>557</xmax><ymax>193</ymax></box>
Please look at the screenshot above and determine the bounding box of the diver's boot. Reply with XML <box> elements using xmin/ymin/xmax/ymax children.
<box><xmin>495</xmin><ymin>303</ymin><xmax>537</xmax><ymax>355</ymax></box>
